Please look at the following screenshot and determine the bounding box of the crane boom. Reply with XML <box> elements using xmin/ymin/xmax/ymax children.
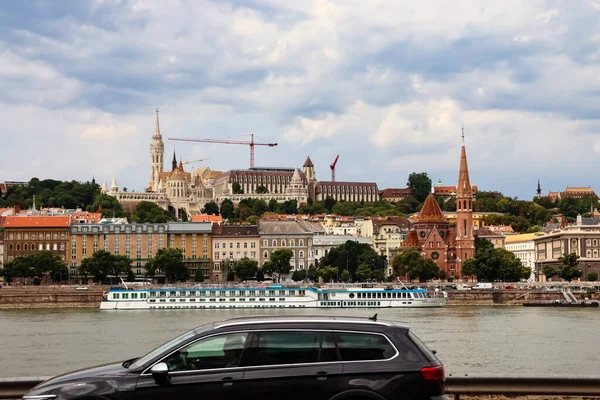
<box><xmin>169</xmin><ymin>134</ymin><xmax>277</xmax><ymax>168</ymax></box>
<box><xmin>182</xmin><ymin>157</ymin><xmax>211</xmax><ymax>165</ymax></box>
<box><xmin>330</xmin><ymin>155</ymin><xmax>340</xmax><ymax>182</ymax></box>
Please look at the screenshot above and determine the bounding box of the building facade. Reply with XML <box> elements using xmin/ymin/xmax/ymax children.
<box><xmin>505</xmin><ymin>233</ymin><xmax>543</xmax><ymax>282</ymax></box>
<box><xmin>475</xmin><ymin>228</ymin><xmax>506</xmax><ymax>249</ymax></box>
<box><xmin>69</xmin><ymin>222</ymin><xmax>212</xmax><ymax>280</ymax></box>
<box><xmin>258</xmin><ymin>221</ymin><xmax>325</xmax><ymax>276</ymax></box>
<box><xmin>211</xmin><ymin>225</ymin><xmax>260</xmax><ymax>282</ymax></box>
<box><xmin>361</xmin><ymin>217</ymin><xmax>412</xmax><ymax>276</ymax></box>
<box><xmin>3</xmin><ymin>216</ymin><xmax>71</xmax><ymax>263</ymax></box>
<box><xmin>534</xmin><ymin>225</ymin><xmax>600</xmax><ymax>282</ymax></box>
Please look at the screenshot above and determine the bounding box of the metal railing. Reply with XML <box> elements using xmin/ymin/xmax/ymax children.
<box><xmin>3</xmin><ymin>375</ymin><xmax>600</xmax><ymax>399</ymax></box>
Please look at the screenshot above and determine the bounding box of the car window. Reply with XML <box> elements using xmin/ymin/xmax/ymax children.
<box><xmin>162</xmin><ymin>332</ymin><xmax>248</xmax><ymax>372</ymax></box>
<box><xmin>245</xmin><ymin>331</ymin><xmax>320</xmax><ymax>366</ymax></box>
<box><xmin>130</xmin><ymin>329</ymin><xmax>196</xmax><ymax>370</ymax></box>
<box><xmin>335</xmin><ymin>332</ymin><xmax>396</xmax><ymax>361</ymax></box>
<box><xmin>407</xmin><ymin>331</ymin><xmax>438</xmax><ymax>362</ymax></box>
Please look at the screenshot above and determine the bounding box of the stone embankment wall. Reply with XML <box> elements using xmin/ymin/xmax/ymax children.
<box><xmin>0</xmin><ymin>286</ymin><xmax>104</xmax><ymax>309</ymax></box>
<box><xmin>446</xmin><ymin>290</ymin><xmax>595</xmax><ymax>306</ymax></box>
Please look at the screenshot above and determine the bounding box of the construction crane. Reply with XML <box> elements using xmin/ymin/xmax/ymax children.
<box><xmin>168</xmin><ymin>134</ymin><xmax>277</xmax><ymax>169</ymax></box>
<box><xmin>182</xmin><ymin>157</ymin><xmax>211</xmax><ymax>165</ymax></box>
<box><xmin>330</xmin><ymin>155</ymin><xmax>339</xmax><ymax>182</ymax></box>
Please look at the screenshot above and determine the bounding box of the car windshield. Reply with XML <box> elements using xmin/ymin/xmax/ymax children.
<box><xmin>128</xmin><ymin>329</ymin><xmax>197</xmax><ymax>370</ymax></box>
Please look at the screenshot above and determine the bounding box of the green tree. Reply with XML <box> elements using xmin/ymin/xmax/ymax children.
<box><xmin>461</xmin><ymin>258</ymin><xmax>478</xmax><ymax>278</ymax></box>
<box><xmin>588</xmin><ymin>272</ymin><xmax>598</xmax><ymax>282</ymax></box>
<box><xmin>268</xmin><ymin>198</ymin><xmax>278</xmax><ymax>212</ymax></box>
<box><xmin>262</xmin><ymin>249</ymin><xmax>293</xmax><ymax>282</ymax></box>
<box><xmin>232</xmin><ymin>258</ymin><xmax>259</xmax><ymax>281</ymax></box>
<box><xmin>256</xmin><ymin>185</ymin><xmax>269</xmax><ymax>194</ymax></box>
<box><xmin>323</xmin><ymin>197</ymin><xmax>337</xmax><ymax>212</ymax></box>
<box><xmin>195</xmin><ymin>268</ymin><xmax>205</xmax><ymax>282</ymax></box>
<box><xmin>145</xmin><ymin>248</ymin><xmax>189</xmax><ymax>283</ymax></box>
<box><xmin>126</xmin><ymin>269</ymin><xmax>136</xmax><ymax>282</ymax></box>
<box><xmin>392</xmin><ymin>249</ymin><xmax>423</xmax><ymax>277</ymax></box>
<box><xmin>355</xmin><ymin>263</ymin><xmax>373</xmax><ymax>281</ymax></box>
<box><xmin>543</xmin><ymin>265</ymin><xmax>559</xmax><ymax>281</ymax></box>
<box><xmin>320</xmin><ymin>240</ymin><xmax>384</xmax><ymax>280</ymax></box>
<box><xmin>220</xmin><ymin>199</ymin><xmax>235</xmax><ymax>220</ymax></box>
<box><xmin>30</xmin><ymin>251</ymin><xmax>69</xmax><ymax>283</ymax></box>
<box><xmin>232</xmin><ymin>182</ymin><xmax>243</xmax><ymax>194</ymax></box>
<box><xmin>557</xmin><ymin>253</ymin><xmax>583</xmax><ymax>282</ymax></box>
<box><xmin>86</xmin><ymin>193</ymin><xmax>127</xmax><ymax>217</ymax></box>
<box><xmin>256</xmin><ymin>268</ymin><xmax>265</xmax><ymax>282</ymax></box>
<box><xmin>291</xmin><ymin>270</ymin><xmax>305</xmax><ymax>282</ymax></box>
<box><xmin>406</xmin><ymin>258</ymin><xmax>440</xmax><ymax>282</ymax></box>
<box><xmin>202</xmin><ymin>201</ymin><xmax>220</xmax><ymax>215</ymax></box>
<box><xmin>79</xmin><ymin>250</ymin><xmax>114</xmax><ymax>282</ymax></box>
<box><xmin>340</xmin><ymin>269</ymin><xmax>351</xmax><ymax>282</ymax></box>
<box><xmin>407</xmin><ymin>172</ymin><xmax>432</xmax><ymax>202</ymax></box>
<box><xmin>132</xmin><ymin>201</ymin><xmax>173</xmax><ymax>223</ymax></box>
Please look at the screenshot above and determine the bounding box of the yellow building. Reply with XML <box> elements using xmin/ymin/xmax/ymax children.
<box><xmin>69</xmin><ymin>222</ymin><xmax>212</xmax><ymax>281</ymax></box>
<box><xmin>211</xmin><ymin>225</ymin><xmax>260</xmax><ymax>282</ymax></box>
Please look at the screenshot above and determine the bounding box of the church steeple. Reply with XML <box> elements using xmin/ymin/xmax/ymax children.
<box><xmin>455</xmin><ymin>127</ymin><xmax>474</xmax><ymax>279</ymax></box>
<box><xmin>172</xmin><ymin>150</ymin><xmax>177</xmax><ymax>171</ymax></box>
<box><xmin>536</xmin><ymin>179</ymin><xmax>542</xmax><ymax>198</ymax></box>
<box><xmin>153</xmin><ymin>108</ymin><xmax>161</xmax><ymax>138</ymax></box>
<box><xmin>149</xmin><ymin>108</ymin><xmax>165</xmax><ymax>192</ymax></box>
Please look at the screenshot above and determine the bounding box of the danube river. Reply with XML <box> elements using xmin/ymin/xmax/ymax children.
<box><xmin>1</xmin><ymin>306</ymin><xmax>598</xmax><ymax>378</ymax></box>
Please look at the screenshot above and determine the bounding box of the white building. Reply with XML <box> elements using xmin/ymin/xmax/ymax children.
<box><xmin>504</xmin><ymin>233</ymin><xmax>544</xmax><ymax>282</ymax></box>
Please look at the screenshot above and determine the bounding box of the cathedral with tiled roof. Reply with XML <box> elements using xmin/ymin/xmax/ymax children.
<box><xmin>400</xmin><ymin>130</ymin><xmax>475</xmax><ymax>279</ymax></box>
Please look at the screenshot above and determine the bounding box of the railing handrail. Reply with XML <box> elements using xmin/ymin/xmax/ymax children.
<box><xmin>4</xmin><ymin>375</ymin><xmax>600</xmax><ymax>399</ymax></box>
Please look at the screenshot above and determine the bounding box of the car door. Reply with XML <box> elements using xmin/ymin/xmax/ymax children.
<box><xmin>134</xmin><ymin>332</ymin><xmax>250</xmax><ymax>400</ymax></box>
<box><xmin>239</xmin><ymin>330</ymin><xmax>343</xmax><ymax>400</ymax></box>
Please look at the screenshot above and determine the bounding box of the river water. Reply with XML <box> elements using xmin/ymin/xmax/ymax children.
<box><xmin>0</xmin><ymin>306</ymin><xmax>598</xmax><ymax>378</ymax></box>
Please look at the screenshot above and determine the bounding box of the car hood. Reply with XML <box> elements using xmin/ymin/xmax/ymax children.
<box><xmin>29</xmin><ymin>361</ymin><xmax>130</xmax><ymax>392</ymax></box>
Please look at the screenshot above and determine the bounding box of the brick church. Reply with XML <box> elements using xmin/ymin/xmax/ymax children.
<box><xmin>401</xmin><ymin>131</ymin><xmax>475</xmax><ymax>279</ymax></box>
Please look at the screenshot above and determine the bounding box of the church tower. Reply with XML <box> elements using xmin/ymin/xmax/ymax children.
<box><xmin>455</xmin><ymin>128</ymin><xmax>474</xmax><ymax>278</ymax></box>
<box><xmin>149</xmin><ymin>109</ymin><xmax>164</xmax><ymax>191</ymax></box>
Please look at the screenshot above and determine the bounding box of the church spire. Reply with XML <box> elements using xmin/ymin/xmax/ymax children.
<box><xmin>172</xmin><ymin>149</ymin><xmax>177</xmax><ymax>171</ymax></box>
<box><xmin>153</xmin><ymin>108</ymin><xmax>161</xmax><ymax>138</ymax></box>
<box><xmin>536</xmin><ymin>179</ymin><xmax>542</xmax><ymax>198</ymax></box>
<box><xmin>456</xmin><ymin>128</ymin><xmax>472</xmax><ymax>198</ymax></box>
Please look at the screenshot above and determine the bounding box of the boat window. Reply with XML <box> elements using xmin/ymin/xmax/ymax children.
<box><xmin>334</xmin><ymin>332</ymin><xmax>396</xmax><ymax>361</ymax></box>
<box><xmin>113</xmin><ymin>293</ymin><xmax>120</xmax><ymax>299</ymax></box>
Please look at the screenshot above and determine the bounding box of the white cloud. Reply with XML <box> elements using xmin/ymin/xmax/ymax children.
<box><xmin>1</xmin><ymin>0</ymin><xmax>600</xmax><ymax>198</ymax></box>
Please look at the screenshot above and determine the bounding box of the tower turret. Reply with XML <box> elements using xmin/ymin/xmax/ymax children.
<box><xmin>455</xmin><ymin>127</ymin><xmax>474</xmax><ymax>278</ymax></box>
<box><xmin>149</xmin><ymin>109</ymin><xmax>165</xmax><ymax>191</ymax></box>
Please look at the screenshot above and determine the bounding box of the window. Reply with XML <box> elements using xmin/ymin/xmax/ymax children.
<box><xmin>162</xmin><ymin>332</ymin><xmax>249</xmax><ymax>371</ymax></box>
<box><xmin>335</xmin><ymin>332</ymin><xmax>396</xmax><ymax>361</ymax></box>
<box><xmin>272</xmin><ymin>239</ymin><xmax>277</xmax><ymax>247</ymax></box>
<box><xmin>290</xmin><ymin>239</ymin><xmax>295</xmax><ymax>247</ymax></box>
<box><xmin>246</xmin><ymin>331</ymin><xmax>321</xmax><ymax>366</ymax></box>
<box><xmin>299</xmin><ymin>239</ymin><xmax>304</xmax><ymax>246</ymax></box>
<box><xmin>281</xmin><ymin>239</ymin><xmax>286</xmax><ymax>247</ymax></box>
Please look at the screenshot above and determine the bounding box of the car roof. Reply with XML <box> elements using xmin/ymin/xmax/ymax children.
<box><xmin>208</xmin><ymin>315</ymin><xmax>409</xmax><ymax>330</ymax></box>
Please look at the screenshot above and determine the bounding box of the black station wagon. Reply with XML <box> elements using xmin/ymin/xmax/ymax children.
<box><xmin>24</xmin><ymin>315</ymin><xmax>449</xmax><ymax>400</ymax></box>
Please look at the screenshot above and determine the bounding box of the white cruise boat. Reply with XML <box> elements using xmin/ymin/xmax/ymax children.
<box><xmin>100</xmin><ymin>284</ymin><xmax>447</xmax><ymax>310</ymax></box>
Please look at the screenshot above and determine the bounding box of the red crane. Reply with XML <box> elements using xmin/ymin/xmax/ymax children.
<box><xmin>168</xmin><ymin>134</ymin><xmax>277</xmax><ymax>169</ymax></box>
<box><xmin>330</xmin><ymin>155</ymin><xmax>339</xmax><ymax>182</ymax></box>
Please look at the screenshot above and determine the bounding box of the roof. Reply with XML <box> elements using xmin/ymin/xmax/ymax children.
<box><xmin>212</xmin><ymin>315</ymin><xmax>403</xmax><ymax>329</ymax></box>
<box><xmin>303</xmin><ymin>156</ymin><xmax>314</xmax><ymax>167</ymax></box>
<box><xmin>166</xmin><ymin>222</ymin><xmax>212</xmax><ymax>233</ymax></box>
<box><xmin>70</xmin><ymin>212</ymin><xmax>102</xmax><ymax>223</ymax></box>
<box><xmin>191</xmin><ymin>214</ymin><xmax>223</xmax><ymax>224</ymax></box>
<box><xmin>317</xmin><ymin>181</ymin><xmax>378</xmax><ymax>188</ymax></box>
<box><xmin>414</xmin><ymin>195</ymin><xmax>447</xmax><ymax>224</ymax></box>
<box><xmin>372</xmin><ymin>216</ymin><xmax>411</xmax><ymax>232</ymax></box>
<box><xmin>474</xmin><ymin>228</ymin><xmax>504</xmax><ymax>238</ymax></box>
<box><xmin>379</xmin><ymin>188</ymin><xmax>413</xmax><ymax>198</ymax></box>
<box><xmin>258</xmin><ymin>220</ymin><xmax>325</xmax><ymax>235</ymax></box>
<box><xmin>212</xmin><ymin>225</ymin><xmax>259</xmax><ymax>237</ymax></box>
<box><xmin>4</xmin><ymin>216</ymin><xmax>71</xmax><ymax>228</ymax></box>
<box><xmin>401</xmin><ymin>230</ymin><xmax>419</xmax><ymax>247</ymax></box>
<box><xmin>504</xmin><ymin>232</ymin><xmax>546</xmax><ymax>243</ymax></box>
<box><xmin>486</xmin><ymin>225</ymin><xmax>515</xmax><ymax>233</ymax></box>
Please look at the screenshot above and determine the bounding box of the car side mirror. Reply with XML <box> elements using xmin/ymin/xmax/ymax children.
<box><xmin>150</xmin><ymin>362</ymin><xmax>170</xmax><ymax>385</ymax></box>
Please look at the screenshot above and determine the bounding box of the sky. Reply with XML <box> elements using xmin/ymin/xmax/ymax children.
<box><xmin>1</xmin><ymin>0</ymin><xmax>600</xmax><ymax>200</ymax></box>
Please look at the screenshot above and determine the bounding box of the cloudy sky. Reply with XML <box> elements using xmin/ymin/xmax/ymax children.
<box><xmin>1</xmin><ymin>0</ymin><xmax>599</xmax><ymax>199</ymax></box>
